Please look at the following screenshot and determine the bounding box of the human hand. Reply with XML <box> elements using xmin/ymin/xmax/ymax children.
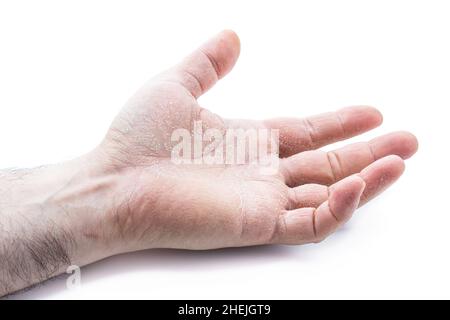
<box><xmin>90</xmin><ymin>30</ymin><xmax>418</xmax><ymax>252</ymax></box>
<box><xmin>0</xmin><ymin>30</ymin><xmax>418</xmax><ymax>296</ymax></box>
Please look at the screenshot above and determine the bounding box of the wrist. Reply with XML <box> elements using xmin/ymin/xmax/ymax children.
<box><xmin>42</xmin><ymin>153</ymin><xmax>131</xmax><ymax>264</ymax></box>
<box><xmin>0</xmin><ymin>153</ymin><xmax>126</xmax><ymax>268</ymax></box>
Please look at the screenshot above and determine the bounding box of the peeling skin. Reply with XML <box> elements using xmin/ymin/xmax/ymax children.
<box><xmin>87</xmin><ymin>30</ymin><xmax>418</xmax><ymax>252</ymax></box>
<box><xmin>0</xmin><ymin>30</ymin><xmax>418</xmax><ymax>296</ymax></box>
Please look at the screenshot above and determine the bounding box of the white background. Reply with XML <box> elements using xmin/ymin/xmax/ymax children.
<box><xmin>1</xmin><ymin>0</ymin><xmax>449</xmax><ymax>299</ymax></box>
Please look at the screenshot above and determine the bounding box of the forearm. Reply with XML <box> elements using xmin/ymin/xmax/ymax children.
<box><xmin>0</xmin><ymin>156</ymin><xmax>117</xmax><ymax>296</ymax></box>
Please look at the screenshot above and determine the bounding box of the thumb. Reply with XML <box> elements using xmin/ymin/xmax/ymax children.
<box><xmin>160</xmin><ymin>30</ymin><xmax>241</xmax><ymax>98</ymax></box>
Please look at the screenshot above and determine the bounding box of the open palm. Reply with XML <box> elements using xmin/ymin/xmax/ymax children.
<box><xmin>96</xmin><ymin>31</ymin><xmax>417</xmax><ymax>252</ymax></box>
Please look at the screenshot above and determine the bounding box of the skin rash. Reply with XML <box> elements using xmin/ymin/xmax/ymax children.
<box><xmin>0</xmin><ymin>30</ymin><xmax>418</xmax><ymax>296</ymax></box>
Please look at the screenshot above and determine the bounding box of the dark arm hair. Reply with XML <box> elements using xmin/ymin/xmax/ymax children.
<box><xmin>0</xmin><ymin>208</ymin><xmax>75</xmax><ymax>296</ymax></box>
<box><xmin>0</xmin><ymin>168</ymin><xmax>77</xmax><ymax>297</ymax></box>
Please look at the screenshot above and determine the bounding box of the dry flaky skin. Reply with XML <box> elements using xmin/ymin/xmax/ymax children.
<box><xmin>0</xmin><ymin>30</ymin><xmax>418</xmax><ymax>296</ymax></box>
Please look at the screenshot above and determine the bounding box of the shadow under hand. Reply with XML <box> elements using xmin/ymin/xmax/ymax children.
<box><xmin>7</xmin><ymin>245</ymin><xmax>305</xmax><ymax>299</ymax></box>
<box><xmin>86</xmin><ymin>245</ymin><xmax>297</xmax><ymax>276</ymax></box>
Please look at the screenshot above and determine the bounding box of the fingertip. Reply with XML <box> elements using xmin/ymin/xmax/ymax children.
<box><xmin>370</xmin><ymin>131</ymin><xmax>418</xmax><ymax>160</ymax></box>
<box><xmin>362</xmin><ymin>105</ymin><xmax>384</xmax><ymax>126</ymax></box>
<box><xmin>384</xmin><ymin>154</ymin><xmax>406</xmax><ymax>172</ymax></box>
<box><xmin>386</xmin><ymin>131</ymin><xmax>419</xmax><ymax>159</ymax></box>
<box><xmin>376</xmin><ymin>154</ymin><xmax>406</xmax><ymax>179</ymax></box>
<box><xmin>329</xmin><ymin>175</ymin><xmax>365</xmax><ymax>219</ymax></box>
<box><xmin>208</xmin><ymin>29</ymin><xmax>241</xmax><ymax>78</ymax></box>
<box><xmin>398</xmin><ymin>131</ymin><xmax>418</xmax><ymax>159</ymax></box>
<box><xmin>357</xmin><ymin>155</ymin><xmax>406</xmax><ymax>206</ymax></box>
<box><xmin>345</xmin><ymin>175</ymin><xmax>367</xmax><ymax>194</ymax></box>
<box><xmin>220</xmin><ymin>29</ymin><xmax>241</xmax><ymax>51</ymax></box>
<box><xmin>340</xmin><ymin>105</ymin><xmax>384</xmax><ymax>135</ymax></box>
<box><xmin>361</xmin><ymin>155</ymin><xmax>405</xmax><ymax>179</ymax></box>
<box><xmin>331</xmin><ymin>175</ymin><xmax>366</xmax><ymax>194</ymax></box>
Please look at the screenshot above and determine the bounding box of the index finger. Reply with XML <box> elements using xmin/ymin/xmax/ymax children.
<box><xmin>264</xmin><ymin>106</ymin><xmax>383</xmax><ymax>157</ymax></box>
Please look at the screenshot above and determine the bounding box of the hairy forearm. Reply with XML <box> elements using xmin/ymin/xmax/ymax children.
<box><xmin>0</xmin><ymin>157</ymin><xmax>118</xmax><ymax>296</ymax></box>
<box><xmin>0</xmin><ymin>203</ymin><xmax>75</xmax><ymax>295</ymax></box>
